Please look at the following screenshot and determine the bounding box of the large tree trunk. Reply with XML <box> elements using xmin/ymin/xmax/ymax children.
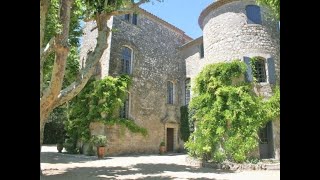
<box><xmin>39</xmin><ymin>0</ymin><xmax>147</xmax><ymax>176</ymax></box>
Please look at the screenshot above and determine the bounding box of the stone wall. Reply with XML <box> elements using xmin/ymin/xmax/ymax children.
<box><xmin>90</xmin><ymin>12</ymin><xmax>191</xmax><ymax>155</ymax></box>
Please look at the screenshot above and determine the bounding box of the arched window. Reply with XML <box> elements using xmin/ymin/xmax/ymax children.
<box><xmin>253</xmin><ymin>58</ymin><xmax>267</xmax><ymax>83</ymax></box>
<box><xmin>246</xmin><ymin>5</ymin><xmax>261</xmax><ymax>24</ymax></box>
<box><xmin>167</xmin><ymin>81</ymin><xmax>174</xmax><ymax>104</ymax></box>
<box><xmin>185</xmin><ymin>78</ymin><xmax>191</xmax><ymax>105</ymax></box>
<box><xmin>121</xmin><ymin>47</ymin><xmax>132</xmax><ymax>74</ymax></box>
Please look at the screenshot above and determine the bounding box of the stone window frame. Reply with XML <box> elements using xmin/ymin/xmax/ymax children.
<box><xmin>243</xmin><ymin>54</ymin><xmax>276</xmax><ymax>85</ymax></box>
<box><xmin>167</xmin><ymin>81</ymin><xmax>175</xmax><ymax>105</ymax></box>
<box><xmin>245</xmin><ymin>5</ymin><xmax>262</xmax><ymax>25</ymax></box>
<box><xmin>121</xmin><ymin>46</ymin><xmax>134</xmax><ymax>74</ymax></box>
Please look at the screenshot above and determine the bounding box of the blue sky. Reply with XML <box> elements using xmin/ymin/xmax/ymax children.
<box><xmin>140</xmin><ymin>0</ymin><xmax>214</xmax><ymax>39</ymax></box>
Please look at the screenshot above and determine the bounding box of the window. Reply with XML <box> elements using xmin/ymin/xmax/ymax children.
<box><xmin>120</xmin><ymin>94</ymin><xmax>129</xmax><ymax>119</ymax></box>
<box><xmin>121</xmin><ymin>47</ymin><xmax>132</xmax><ymax>74</ymax></box>
<box><xmin>132</xmin><ymin>13</ymin><xmax>138</xmax><ymax>25</ymax></box>
<box><xmin>167</xmin><ymin>81</ymin><xmax>174</xmax><ymax>104</ymax></box>
<box><xmin>200</xmin><ymin>43</ymin><xmax>204</xmax><ymax>58</ymax></box>
<box><xmin>246</xmin><ymin>5</ymin><xmax>261</xmax><ymax>24</ymax></box>
<box><xmin>124</xmin><ymin>14</ymin><xmax>130</xmax><ymax>22</ymax></box>
<box><xmin>253</xmin><ymin>58</ymin><xmax>267</xmax><ymax>83</ymax></box>
<box><xmin>244</xmin><ymin>56</ymin><xmax>276</xmax><ymax>84</ymax></box>
<box><xmin>185</xmin><ymin>78</ymin><xmax>191</xmax><ymax>105</ymax></box>
<box><xmin>124</xmin><ymin>13</ymin><xmax>137</xmax><ymax>25</ymax></box>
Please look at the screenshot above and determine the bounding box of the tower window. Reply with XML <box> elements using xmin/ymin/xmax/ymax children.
<box><xmin>246</xmin><ymin>5</ymin><xmax>262</xmax><ymax>24</ymax></box>
<box><xmin>253</xmin><ymin>58</ymin><xmax>267</xmax><ymax>83</ymax></box>
<box><xmin>167</xmin><ymin>81</ymin><xmax>174</xmax><ymax>104</ymax></box>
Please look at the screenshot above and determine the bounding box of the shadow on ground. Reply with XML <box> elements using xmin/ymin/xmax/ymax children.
<box><xmin>41</xmin><ymin>163</ymin><xmax>232</xmax><ymax>180</ymax></box>
<box><xmin>41</xmin><ymin>152</ymin><xmax>111</xmax><ymax>164</ymax></box>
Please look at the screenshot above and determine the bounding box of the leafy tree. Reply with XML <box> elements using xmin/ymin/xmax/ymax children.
<box><xmin>40</xmin><ymin>0</ymin><xmax>159</xmax><ymax>174</ymax></box>
<box><xmin>256</xmin><ymin>0</ymin><xmax>280</xmax><ymax>20</ymax></box>
<box><xmin>185</xmin><ymin>61</ymin><xmax>280</xmax><ymax>163</ymax></box>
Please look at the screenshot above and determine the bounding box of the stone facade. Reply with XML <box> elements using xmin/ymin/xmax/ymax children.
<box><xmin>81</xmin><ymin>0</ymin><xmax>280</xmax><ymax>159</ymax></box>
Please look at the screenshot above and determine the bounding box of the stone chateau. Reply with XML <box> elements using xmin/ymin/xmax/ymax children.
<box><xmin>80</xmin><ymin>0</ymin><xmax>280</xmax><ymax>159</ymax></box>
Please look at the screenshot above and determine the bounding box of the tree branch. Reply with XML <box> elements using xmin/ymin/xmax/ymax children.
<box><xmin>40</xmin><ymin>0</ymin><xmax>74</xmax><ymax>111</ymax></box>
<box><xmin>55</xmin><ymin>14</ymin><xmax>112</xmax><ymax>108</ymax></box>
<box><xmin>40</xmin><ymin>37</ymin><xmax>55</xmax><ymax>65</ymax></box>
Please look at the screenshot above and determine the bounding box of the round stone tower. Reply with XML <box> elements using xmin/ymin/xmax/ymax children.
<box><xmin>198</xmin><ymin>0</ymin><xmax>279</xmax><ymax>79</ymax></box>
<box><xmin>197</xmin><ymin>0</ymin><xmax>280</xmax><ymax>160</ymax></box>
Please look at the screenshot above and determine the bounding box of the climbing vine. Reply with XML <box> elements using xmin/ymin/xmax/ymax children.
<box><xmin>64</xmin><ymin>75</ymin><xmax>147</xmax><ymax>154</ymax></box>
<box><xmin>185</xmin><ymin>60</ymin><xmax>280</xmax><ymax>163</ymax></box>
<box><xmin>180</xmin><ymin>105</ymin><xmax>190</xmax><ymax>142</ymax></box>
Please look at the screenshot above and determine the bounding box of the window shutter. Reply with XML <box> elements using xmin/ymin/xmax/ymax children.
<box><xmin>267</xmin><ymin>57</ymin><xmax>276</xmax><ymax>84</ymax></box>
<box><xmin>246</xmin><ymin>5</ymin><xmax>261</xmax><ymax>24</ymax></box>
<box><xmin>243</xmin><ymin>56</ymin><xmax>253</xmax><ymax>82</ymax></box>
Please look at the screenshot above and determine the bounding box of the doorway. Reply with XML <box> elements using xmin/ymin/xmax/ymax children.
<box><xmin>166</xmin><ymin>128</ymin><xmax>174</xmax><ymax>152</ymax></box>
<box><xmin>259</xmin><ymin>121</ymin><xmax>274</xmax><ymax>159</ymax></box>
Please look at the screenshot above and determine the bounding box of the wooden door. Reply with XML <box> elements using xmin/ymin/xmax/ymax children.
<box><xmin>167</xmin><ymin>128</ymin><xmax>174</xmax><ymax>152</ymax></box>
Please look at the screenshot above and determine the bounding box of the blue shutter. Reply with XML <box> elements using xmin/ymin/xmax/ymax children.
<box><xmin>267</xmin><ymin>57</ymin><xmax>276</xmax><ymax>84</ymax></box>
<box><xmin>243</xmin><ymin>56</ymin><xmax>253</xmax><ymax>82</ymax></box>
<box><xmin>246</xmin><ymin>5</ymin><xmax>262</xmax><ymax>24</ymax></box>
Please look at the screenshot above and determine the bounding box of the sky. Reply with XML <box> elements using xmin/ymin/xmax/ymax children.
<box><xmin>140</xmin><ymin>0</ymin><xmax>215</xmax><ymax>39</ymax></box>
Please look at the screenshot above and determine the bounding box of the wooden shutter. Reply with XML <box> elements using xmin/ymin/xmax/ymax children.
<box><xmin>243</xmin><ymin>56</ymin><xmax>253</xmax><ymax>82</ymax></box>
<box><xmin>267</xmin><ymin>57</ymin><xmax>276</xmax><ymax>84</ymax></box>
<box><xmin>246</xmin><ymin>5</ymin><xmax>262</xmax><ymax>24</ymax></box>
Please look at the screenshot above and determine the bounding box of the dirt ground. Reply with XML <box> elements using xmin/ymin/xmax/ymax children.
<box><xmin>41</xmin><ymin>145</ymin><xmax>280</xmax><ymax>180</ymax></box>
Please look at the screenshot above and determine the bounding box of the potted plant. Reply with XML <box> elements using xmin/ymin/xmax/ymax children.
<box><xmin>159</xmin><ymin>141</ymin><xmax>166</xmax><ymax>155</ymax></box>
<box><xmin>92</xmin><ymin>135</ymin><xmax>107</xmax><ymax>159</ymax></box>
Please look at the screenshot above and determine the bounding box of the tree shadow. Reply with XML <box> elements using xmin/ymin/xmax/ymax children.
<box><xmin>41</xmin><ymin>163</ymin><xmax>232</xmax><ymax>179</ymax></box>
<box><xmin>41</xmin><ymin>152</ymin><xmax>111</xmax><ymax>164</ymax></box>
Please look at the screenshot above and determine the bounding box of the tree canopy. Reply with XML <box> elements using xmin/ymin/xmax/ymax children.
<box><xmin>256</xmin><ymin>0</ymin><xmax>280</xmax><ymax>20</ymax></box>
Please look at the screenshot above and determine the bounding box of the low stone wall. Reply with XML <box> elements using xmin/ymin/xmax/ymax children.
<box><xmin>185</xmin><ymin>156</ymin><xmax>280</xmax><ymax>171</ymax></box>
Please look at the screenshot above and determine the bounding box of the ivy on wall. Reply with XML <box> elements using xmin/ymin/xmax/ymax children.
<box><xmin>185</xmin><ymin>60</ymin><xmax>280</xmax><ymax>163</ymax></box>
<box><xmin>64</xmin><ymin>75</ymin><xmax>147</xmax><ymax>154</ymax></box>
<box><xmin>180</xmin><ymin>105</ymin><xmax>190</xmax><ymax>142</ymax></box>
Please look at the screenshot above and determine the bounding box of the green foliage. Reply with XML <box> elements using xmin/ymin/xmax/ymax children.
<box><xmin>92</xmin><ymin>135</ymin><xmax>107</xmax><ymax>147</ymax></box>
<box><xmin>256</xmin><ymin>0</ymin><xmax>280</xmax><ymax>20</ymax></box>
<box><xmin>180</xmin><ymin>106</ymin><xmax>190</xmax><ymax>141</ymax></box>
<box><xmin>185</xmin><ymin>61</ymin><xmax>280</xmax><ymax>163</ymax></box>
<box><xmin>104</xmin><ymin>118</ymin><xmax>148</xmax><ymax>136</ymax></box>
<box><xmin>43</xmin><ymin>107</ymin><xmax>67</xmax><ymax>144</ymax></box>
<box><xmin>43</xmin><ymin>0</ymin><xmax>82</xmax><ymax>91</ymax></box>
<box><xmin>160</xmin><ymin>141</ymin><xmax>165</xmax><ymax>146</ymax></box>
<box><xmin>64</xmin><ymin>75</ymin><xmax>147</xmax><ymax>153</ymax></box>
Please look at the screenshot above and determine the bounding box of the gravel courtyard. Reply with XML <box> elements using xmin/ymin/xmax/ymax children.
<box><xmin>41</xmin><ymin>145</ymin><xmax>280</xmax><ymax>180</ymax></box>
